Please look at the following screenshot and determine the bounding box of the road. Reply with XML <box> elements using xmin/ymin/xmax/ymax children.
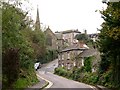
<box><xmin>38</xmin><ymin>59</ymin><xmax>96</xmax><ymax>90</ymax></box>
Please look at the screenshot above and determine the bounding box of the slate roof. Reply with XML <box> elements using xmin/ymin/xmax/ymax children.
<box><xmin>78</xmin><ymin>49</ymin><xmax>97</xmax><ymax>57</ymax></box>
<box><xmin>55</xmin><ymin>29</ymin><xmax>81</xmax><ymax>34</ymax></box>
<box><xmin>60</xmin><ymin>43</ymin><xmax>89</xmax><ymax>52</ymax></box>
<box><xmin>62</xmin><ymin>30</ymin><xmax>81</xmax><ymax>34</ymax></box>
<box><xmin>44</xmin><ymin>26</ymin><xmax>57</xmax><ymax>38</ymax></box>
<box><xmin>55</xmin><ymin>33</ymin><xmax>63</xmax><ymax>40</ymax></box>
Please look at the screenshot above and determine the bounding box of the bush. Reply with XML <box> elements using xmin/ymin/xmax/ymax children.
<box><xmin>66</xmin><ymin>71</ymin><xmax>72</xmax><ymax>79</ymax></box>
<box><xmin>2</xmin><ymin>48</ymin><xmax>20</xmax><ymax>89</ymax></box>
<box><xmin>84</xmin><ymin>57</ymin><xmax>93</xmax><ymax>72</ymax></box>
<box><xmin>88</xmin><ymin>73</ymin><xmax>99</xmax><ymax>84</ymax></box>
<box><xmin>54</xmin><ymin>66</ymin><xmax>100</xmax><ymax>86</ymax></box>
<box><xmin>2</xmin><ymin>2</ymin><xmax>38</xmax><ymax>89</ymax></box>
<box><xmin>98</xmin><ymin>70</ymin><xmax>113</xmax><ymax>87</ymax></box>
<box><xmin>39</xmin><ymin>50</ymin><xmax>58</xmax><ymax>64</ymax></box>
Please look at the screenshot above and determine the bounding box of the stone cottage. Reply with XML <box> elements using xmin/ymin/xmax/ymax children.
<box><xmin>58</xmin><ymin>42</ymin><xmax>89</xmax><ymax>70</ymax></box>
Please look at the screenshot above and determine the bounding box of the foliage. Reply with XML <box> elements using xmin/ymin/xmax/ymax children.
<box><xmin>55</xmin><ymin>2</ymin><xmax>120</xmax><ymax>89</ymax></box>
<box><xmin>98</xmin><ymin>2</ymin><xmax>120</xmax><ymax>88</ymax></box>
<box><xmin>54</xmin><ymin>67</ymin><xmax>99</xmax><ymax>85</ymax></box>
<box><xmin>54</xmin><ymin>56</ymin><xmax>101</xmax><ymax>87</ymax></box>
<box><xmin>21</xmin><ymin>29</ymin><xmax>46</xmax><ymax>60</ymax></box>
<box><xmin>97</xmin><ymin>69</ymin><xmax>118</xmax><ymax>89</ymax></box>
<box><xmin>75</xmin><ymin>33</ymin><xmax>88</xmax><ymax>43</ymax></box>
<box><xmin>98</xmin><ymin>54</ymin><xmax>111</xmax><ymax>74</ymax></box>
<box><xmin>54</xmin><ymin>67</ymin><xmax>66</xmax><ymax>76</ymax></box>
<box><xmin>84</xmin><ymin>57</ymin><xmax>92</xmax><ymax>72</ymax></box>
<box><xmin>71</xmin><ymin>67</ymin><xmax>81</xmax><ymax>81</ymax></box>
<box><xmin>2</xmin><ymin>48</ymin><xmax>20</xmax><ymax>88</ymax></box>
<box><xmin>2</xmin><ymin>1</ymin><xmax>38</xmax><ymax>89</ymax></box>
<box><xmin>22</xmin><ymin>26</ymin><xmax>58</xmax><ymax>64</ymax></box>
<box><xmin>13</xmin><ymin>69</ymin><xmax>39</xmax><ymax>88</ymax></box>
<box><xmin>2</xmin><ymin>0</ymin><xmax>57</xmax><ymax>89</ymax></box>
<box><xmin>80</xmin><ymin>72</ymin><xmax>99</xmax><ymax>85</ymax></box>
<box><xmin>39</xmin><ymin>50</ymin><xmax>58</xmax><ymax>64</ymax></box>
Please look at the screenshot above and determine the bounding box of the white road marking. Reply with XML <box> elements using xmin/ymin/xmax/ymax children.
<box><xmin>36</xmin><ymin>74</ymin><xmax>53</xmax><ymax>88</ymax></box>
<box><xmin>46</xmin><ymin>72</ymin><xmax>97</xmax><ymax>90</ymax></box>
<box><xmin>87</xmin><ymin>85</ymin><xmax>97</xmax><ymax>90</ymax></box>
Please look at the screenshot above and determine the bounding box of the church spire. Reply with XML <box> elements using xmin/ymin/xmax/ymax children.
<box><xmin>35</xmin><ymin>5</ymin><xmax>41</xmax><ymax>31</ymax></box>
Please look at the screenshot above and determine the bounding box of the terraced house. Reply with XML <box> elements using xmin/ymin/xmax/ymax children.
<box><xmin>55</xmin><ymin>29</ymin><xmax>90</xmax><ymax>70</ymax></box>
<box><xmin>58</xmin><ymin>41</ymin><xmax>89</xmax><ymax>70</ymax></box>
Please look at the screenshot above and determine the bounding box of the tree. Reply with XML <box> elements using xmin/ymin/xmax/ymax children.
<box><xmin>98</xmin><ymin>2</ymin><xmax>120</xmax><ymax>88</ymax></box>
<box><xmin>3</xmin><ymin>48</ymin><xmax>20</xmax><ymax>88</ymax></box>
<box><xmin>2</xmin><ymin>1</ymin><xmax>36</xmax><ymax>88</ymax></box>
<box><xmin>75</xmin><ymin>34</ymin><xmax>88</xmax><ymax>43</ymax></box>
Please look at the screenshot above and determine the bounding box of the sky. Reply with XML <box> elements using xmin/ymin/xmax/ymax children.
<box><xmin>22</xmin><ymin>0</ymin><xmax>107</xmax><ymax>34</ymax></box>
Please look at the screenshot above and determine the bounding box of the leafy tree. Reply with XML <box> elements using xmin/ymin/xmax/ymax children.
<box><xmin>3</xmin><ymin>48</ymin><xmax>20</xmax><ymax>88</ymax></box>
<box><xmin>75</xmin><ymin>34</ymin><xmax>88</xmax><ymax>43</ymax></box>
<box><xmin>32</xmin><ymin>30</ymin><xmax>46</xmax><ymax>59</ymax></box>
<box><xmin>98</xmin><ymin>2</ymin><xmax>120</xmax><ymax>88</ymax></box>
<box><xmin>21</xmin><ymin>29</ymin><xmax>46</xmax><ymax>61</ymax></box>
<box><xmin>75</xmin><ymin>34</ymin><xmax>88</xmax><ymax>41</ymax></box>
<box><xmin>2</xmin><ymin>1</ymin><xmax>36</xmax><ymax>88</ymax></box>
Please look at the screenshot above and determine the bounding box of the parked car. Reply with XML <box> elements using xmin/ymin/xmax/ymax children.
<box><xmin>34</xmin><ymin>62</ymin><xmax>41</xmax><ymax>71</ymax></box>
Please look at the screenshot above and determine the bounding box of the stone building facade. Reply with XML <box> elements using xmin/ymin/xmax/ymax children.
<box><xmin>62</xmin><ymin>29</ymin><xmax>81</xmax><ymax>46</ymax></box>
<box><xmin>44</xmin><ymin>26</ymin><xmax>57</xmax><ymax>50</ymax></box>
<box><xmin>55</xmin><ymin>30</ymin><xmax>81</xmax><ymax>47</ymax></box>
<box><xmin>58</xmin><ymin>42</ymin><xmax>89</xmax><ymax>70</ymax></box>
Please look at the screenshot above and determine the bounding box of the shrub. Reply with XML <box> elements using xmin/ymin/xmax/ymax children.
<box><xmin>98</xmin><ymin>70</ymin><xmax>113</xmax><ymax>87</ymax></box>
<box><xmin>2</xmin><ymin>48</ymin><xmax>20</xmax><ymax>89</ymax></box>
<box><xmin>84</xmin><ymin>57</ymin><xmax>92</xmax><ymax>72</ymax></box>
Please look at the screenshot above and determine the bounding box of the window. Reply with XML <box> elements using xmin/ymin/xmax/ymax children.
<box><xmin>67</xmin><ymin>63</ymin><xmax>71</xmax><ymax>70</ymax></box>
<box><xmin>82</xmin><ymin>58</ymin><xmax>84</xmax><ymax>66</ymax></box>
<box><xmin>67</xmin><ymin>52</ymin><xmax>70</xmax><ymax>59</ymax></box>
<box><xmin>62</xmin><ymin>54</ymin><xmax>64</xmax><ymax>60</ymax></box>
<box><xmin>46</xmin><ymin>35</ymin><xmax>52</xmax><ymax>46</ymax></box>
<box><xmin>58</xmin><ymin>54</ymin><xmax>61</xmax><ymax>60</ymax></box>
<box><xmin>73</xmin><ymin>62</ymin><xmax>76</xmax><ymax>66</ymax></box>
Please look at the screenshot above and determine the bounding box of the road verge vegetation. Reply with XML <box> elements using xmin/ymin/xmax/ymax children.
<box><xmin>2</xmin><ymin>1</ymin><xmax>39</xmax><ymax>89</ymax></box>
<box><xmin>54</xmin><ymin>56</ymin><xmax>116</xmax><ymax>89</ymax></box>
<box><xmin>2</xmin><ymin>1</ymin><xmax>58</xmax><ymax>89</ymax></box>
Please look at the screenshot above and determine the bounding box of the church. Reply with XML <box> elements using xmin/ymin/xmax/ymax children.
<box><xmin>34</xmin><ymin>7</ymin><xmax>58</xmax><ymax>51</ymax></box>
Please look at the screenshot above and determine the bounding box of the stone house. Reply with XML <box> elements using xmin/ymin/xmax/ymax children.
<box><xmin>62</xmin><ymin>29</ymin><xmax>81</xmax><ymax>46</ymax></box>
<box><xmin>58</xmin><ymin>42</ymin><xmax>89</xmax><ymax>70</ymax></box>
<box><xmin>55</xmin><ymin>32</ymin><xmax>64</xmax><ymax>51</ymax></box>
<box><xmin>55</xmin><ymin>29</ymin><xmax>81</xmax><ymax>47</ymax></box>
<box><xmin>77</xmin><ymin>48</ymin><xmax>100</xmax><ymax>72</ymax></box>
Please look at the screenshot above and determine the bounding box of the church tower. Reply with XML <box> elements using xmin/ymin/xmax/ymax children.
<box><xmin>35</xmin><ymin>6</ymin><xmax>41</xmax><ymax>31</ymax></box>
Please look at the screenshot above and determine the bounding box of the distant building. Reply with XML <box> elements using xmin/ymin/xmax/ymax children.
<box><xmin>55</xmin><ymin>29</ymin><xmax>81</xmax><ymax>51</ymax></box>
<box><xmin>88</xmin><ymin>33</ymin><xmax>98</xmax><ymax>42</ymax></box>
<box><xmin>44</xmin><ymin>26</ymin><xmax>57</xmax><ymax>50</ymax></box>
<box><xmin>62</xmin><ymin>29</ymin><xmax>81</xmax><ymax>46</ymax></box>
<box><xmin>55</xmin><ymin>32</ymin><xmax>65</xmax><ymax>51</ymax></box>
<box><xmin>35</xmin><ymin>7</ymin><xmax>41</xmax><ymax>31</ymax></box>
<box><xmin>58</xmin><ymin>41</ymin><xmax>89</xmax><ymax>70</ymax></box>
<box><xmin>34</xmin><ymin>7</ymin><xmax>57</xmax><ymax>51</ymax></box>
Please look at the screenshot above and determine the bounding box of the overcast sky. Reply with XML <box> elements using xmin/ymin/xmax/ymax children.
<box><xmin>23</xmin><ymin>0</ymin><xmax>107</xmax><ymax>34</ymax></box>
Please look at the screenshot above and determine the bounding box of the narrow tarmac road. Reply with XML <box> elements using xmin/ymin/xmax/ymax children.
<box><xmin>38</xmin><ymin>59</ymin><xmax>96</xmax><ymax>90</ymax></box>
